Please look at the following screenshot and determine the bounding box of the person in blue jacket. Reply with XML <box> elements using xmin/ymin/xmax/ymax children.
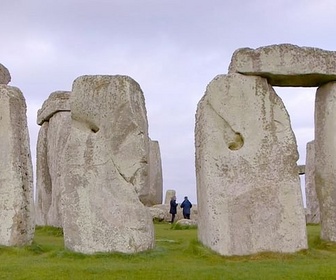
<box><xmin>169</xmin><ymin>196</ymin><xmax>178</xmax><ymax>223</ymax></box>
<box><xmin>180</xmin><ymin>196</ymin><xmax>192</xmax><ymax>219</ymax></box>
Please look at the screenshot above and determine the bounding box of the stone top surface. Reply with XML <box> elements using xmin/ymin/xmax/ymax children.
<box><xmin>37</xmin><ymin>91</ymin><xmax>71</xmax><ymax>125</ymax></box>
<box><xmin>0</xmin><ymin>63</ymin><xmax>11</xmax><ymax>85</ymax></box>
<box><xmin>228</xmin><ymin>44</ymin><xmax>336</xmax><ymax>87</ymax></box>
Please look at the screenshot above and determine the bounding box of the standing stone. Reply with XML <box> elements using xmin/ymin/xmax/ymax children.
<box><xmin>0</xmin><ymin>63</ymin><xmax>11</xmax><ymax>85</ymax></box>
<box><xmin>164</xmin><ymin>189</ymin><xmax>176</xmax><ymax>205</ymax></box>
<box><xmin>305</xmin><ymin>140</ymin><xmax>320</xmax><ymax>224</ymax></box>
<box><xmin>146</xmin><ymin>140</ymin><xmax>163</xmax><ymax>206</ymax></box>
<box><xmin>315</xmin><ymin>82</ymin><xmax>336</xmax><ymax>241</ymax></box>
<box><xmin>195</xmin><ymin>73</ymin><xmax>307</xmax><ymax>256</ymax></box>
<box><xmin>137</xmin><ymin>139</ymin><xmax>163</xmax><ymax>206</ymax></box>
<box><xmin>62</xmin><ymin>75</ymin><xmax>154</xmax><ymax>254</ymax></box>
<box><xmin>35</xmin><ymin>122</ymin><xmax>51</xmax><ymax>225</ymax></box>
<box><xmin>0</xmin><ymin>85</ymin><xmax>34</xmax><ymax>246</ymax></box>
<box><xmin>35</xmin><ymin>91</ymin><xmax>71</xmax><ymax>227</ymax></box>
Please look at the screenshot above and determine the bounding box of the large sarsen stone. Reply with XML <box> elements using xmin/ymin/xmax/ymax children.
<box><xmin>228</xmin><ymin>44</ymin><xmax>336</xmax><ymax>87</ymax></box>
<box><xmin>0</xmin><ymin>85</ymin><xmax>34</xmax><ymax>246</ymax></box>
<box><xmin>195</xmin><ymin>73</ymin><xmax>307</xmax><ymax>256</ymax></box>
<box><xmin>62</xmin><ymin>75</ymin><xmax>154</xmax><ymax>254</ymax></box>
<box><xmin>35</xmin><ymin>91</ymin><xmax>71</xmax><ymax>227</ymax></box>
<box><xmin>315</xmin><ymin>82</ymin><xmax>336</xmax><ymax>241</ymax></box>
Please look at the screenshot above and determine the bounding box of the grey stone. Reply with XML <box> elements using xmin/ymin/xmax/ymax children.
<box><xmin>0</xmin><ymin>85</ymin><xmax>34</xmax><ymax>246</ymax></box>
<box><xmin>175</xmin><ymin>219</ymin><xmax>197</xmax><ymax>227</ymax></box>
<box><xmin>305</xmin><ymin>140</ymin><xmax>320</xmax><ymax>224</ymax></box>
<box><xmin>164</xmin><ymin>190</ymin><xmax>176</xmax><ymax>205</ymax></box>
<box><xmin>298</xmin><ymin>165</ymin><xmax>305</xmax><ymax>175</ymax></box>
<box><xmin>228</xmin><ymin>44</ymin><xmax>336</xmax><ymax>87</ymax></box>
<box><xmin>195</xmin><ymin>73</ymin><xmax>307</xmax><ymax>256</ymax></box>
<box><xmin>0</xmin><ymin>63</ymin><xmax>11</xmax><ymax>85</ymax></box>
<box><xmin>62</xmin><ymin>75</ymin><xmax>154</xmax><ymax>254</ymax></box>
<box><xmin>315</xmin><ymin>82</ymin><xmax>336</xmax><ymax>241</ymax></box>
<box><xmin>35</xmin><ymin>122</ymin><xmax>52</xmax><ymax>226</ymax></box>
<box><xmin>35</xmin><ymin>91</ymin><xmax>71</xmax><ymax>227</ymax></box>
<box><xmin>146</xmin><ymin>140</ymin><xmax>163</xmax><ymax>206</ymax></box>
<box><xmin>148</xmin><ymin>207</ymin><xmax>165</xmax><ymax>221</ymax></box>
<box><xmin>37</xmin><ymin>91</ymin><xmax>71</xmax><ymax>125</ymax></box>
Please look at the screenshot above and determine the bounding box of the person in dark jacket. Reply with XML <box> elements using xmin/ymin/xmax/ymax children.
<box><xmin>180</xmin><ymin>196</ymin><xmax>192</xmax><ymax>219</ymax></box>
<box><xmin>169</xmin><ymin>196</ymin><xmax>178</xmax><ymax>223</ymax></box>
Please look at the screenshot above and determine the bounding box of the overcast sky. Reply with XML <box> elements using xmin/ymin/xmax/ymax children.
<box><xmin>1</xmin><ymin>0</ymin><xmax>335</xmax><ymax>204</ymax></box>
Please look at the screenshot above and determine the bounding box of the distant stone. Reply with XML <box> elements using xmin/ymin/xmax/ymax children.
<box><xmin>37</xmin><ymin>91</ymin><xmax>71</xmax><ymax>125</ymax></box>
<box><xmin>0</xmin><ymin>63</ymin><xmax>11</xmax><ymax>85</ymax></box>
<box><xmin>0</xmin><ymin>85</ymin><xmax>34</xmax><ymax>246</ymax></box>
<box><xmin>35</xmin><ymin>91</ymin><xmax>71</xmax><ymax>227</ymax></box>
<box><xmin>148</xmin><ymin>207</ymin><xmax>165</xmax><ymax>222</ymax></box>
<box><xmin>152</xmin><ymin>204</ymin><xmax>171</xmax><ymax>222</ymax></box>
<box><xmin>195</xmin><ymin>73</ymin><xmax>307</xmax><ymax>256</ymax></box>
<box><xmin>175</xmin><ymin>219</ymin><xmax>197</xmax><ymax>227</ymax></box>
<box><xmin>315</xmin><ymin>82</ymin><xmax>336</xmax><ymax>241</ymax></box>
<box><xmin>164</xmin><ymin>190</ymin><xmax>176</xmax><ymax>205</ymax></box>
<box><xmin>137</xmin><ymin>139</ymin><xmax>163</xmax><ymax>206</ymax></box>
<box><xmin>305</xmin><ymin>140</ymin><xmax>320</xmax><ymax>224</ymax></box>
<box><xmin>62</xmin><ymin>75</ymin><xmax>154</xmax><ymax>254</ymax></box>
<box><xmin>228</xmin><ymin>44</ymin><xmax>336</xmax><ymax>87</ymax></box>
<box><xmin>35</xmin><ymin>122</ymin><xmax>52</xmax><ymax>226</ymax></box>
<box><xmin>298</xmin><ymin>165</ymin><xmax>305</xmax><ymax>175</ymax></box>
<box><xmin>46</xmin><ymin>111</ymin><xmax>71</xmax><ymax>227</ymax></box>
<box><xmin>146</xmin><ymin>140</ymin><xmax>163</xmax><ymax>206</ymax></box>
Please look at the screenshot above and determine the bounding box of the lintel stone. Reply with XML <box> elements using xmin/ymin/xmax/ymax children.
<box><xmin>37</xmin><ymin>91</ymin><xmax>71</xmax><ymax>125</ymax></box>
<box><xmin>228</xmin><ymin>44</ymin><xmax>336</xmax><ymax>87</ymax></box>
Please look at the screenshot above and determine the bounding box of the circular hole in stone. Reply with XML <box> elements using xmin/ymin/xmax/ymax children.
<box><xmin>228</xmin><ymin>132</ymin><xmax>244</xmax><ymax>150</ymax></box>
<box><xmin>90</xmin><ymin>125</ymin><xmax>99</xmax><ymax>133</ymax></box>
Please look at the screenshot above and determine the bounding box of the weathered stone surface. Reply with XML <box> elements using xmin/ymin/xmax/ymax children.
<box><xmin>305</xmin><ymin>141</ymin><xmax>320</xmax><ymax>224</ymax></box>
<box><xmin>137</xmin><ymin>139</ymin><xmax>162</xmax><ymax>206</ymax></box>
<box><xmin>298</xmin><ymin>165</ymin><xmax>305</xmax><ymax>175</ymax></box>
<box><xmin>35</xmin><ymin>122</ymin><xmax>52</xmax><ymax>226</ymax></box>
<box><xmin>0</xmin><ymin>63</ymin><xmax>11</xmax><ymax>85</ymax></box>
<box><xmin>37</xmin><ymin>91</ymin><xmax>71</xmax><ymax>125</ymax></box>
<box><xmin>35</xmin><ymin>91</ymin><xmax>71</xmax><ymax>227</ymax></box>
<box><xmin>0</xmin><ymin>85</ymin><xmax>34</xmax><ymax>246</ymax></box>
<box><xmin>46</xmin><ymin>112</ymin><xmax>71</xmax><ymax>227</ymax></box>
<box><xmin>145</xmin><ymin>140</ymin><xmax>163</xmax><ymax>206</ymax></box>
<box><xmin>175</xmin><ymin>219</ymin><xmax>197</xmax><ymax>227</ymax></box>
<box><xmin>195</xmin><ymin>73</ymin><xmax>307</xmax><ymax>256</ymax></box>
<box><xmin>228</xmin><ymin>44</ymin><xmax>336</xmax><ymax>87</ymax></box>
<box><xmin>148</xmin><ymin>206</ymin><xmax>165</xmax><ymax>222</ymax></box>
<box><xmin>164</xmin><ymin>190</ymin><xmax>176</xmax><ymax>205</ymax></box>
<box><xmin>315</xmin><ymin>82</ymin><xmax>336</xmax><ymax>241</ymax></box>
<box><xmin>62</xmin><ymin>75</ymin><xmax>154</xmax><ymax>254</ymax></box>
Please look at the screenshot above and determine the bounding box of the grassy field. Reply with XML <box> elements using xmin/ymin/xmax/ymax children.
<box><xmin>1</xmin><ymin>224</ymin><xmax>336</xmax><ymax>279</ymax></box>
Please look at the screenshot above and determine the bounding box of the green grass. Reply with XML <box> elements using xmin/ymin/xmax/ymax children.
<box><xmin>170</xmin><ymin>222</ymin><xmax>197</xmax><ymax>230</ymax></box>
<box><xmin>1</xmin><ymin>224</ymin><xmax>336</xmax><ymax>279</ymax></box>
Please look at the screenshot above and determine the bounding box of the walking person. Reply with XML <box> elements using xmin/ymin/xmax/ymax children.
<box><xmin>180</xmin><ymin>196</ymin><xmax>192</xmax><ymax>219</ymax></box>
<box><xmin>169</xmin><ymin>196</ymin><xmax>178</xmax><ymax>223</ymax></box>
